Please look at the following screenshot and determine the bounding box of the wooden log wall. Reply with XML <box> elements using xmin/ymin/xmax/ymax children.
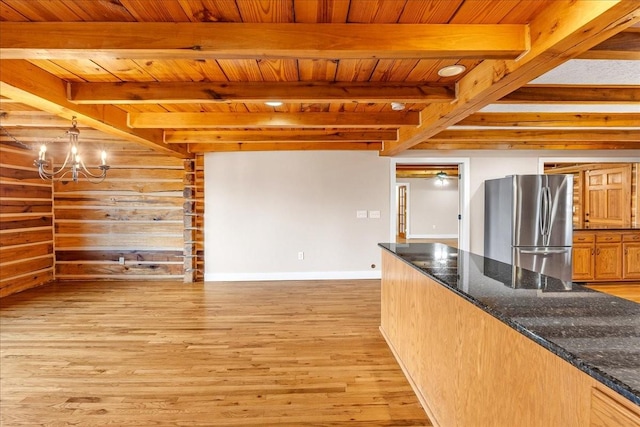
<box><xmin>0</xmin><ymin>141</ymin><xmax>54</xmax><ymax>297</ymax></box>
<box><xmin>53</xmin><ymin>143</ymin><xmax>186</xmax><ymax>281</ymax></box>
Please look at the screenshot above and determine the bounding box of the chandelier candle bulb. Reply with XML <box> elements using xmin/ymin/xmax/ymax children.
<box><xmin>101</xmin><ymin>151</ymin><xmax>107</xmax><ymax>166</ymax></box>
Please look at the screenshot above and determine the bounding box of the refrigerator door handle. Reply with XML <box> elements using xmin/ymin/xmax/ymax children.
<box><xmin>541</xmin><ymin>186</ymin><xmax>552</xmax><ymax>237</ymax></box>
<box><xmin>519</xmin><ymin>248</ymin><xmax>570</xmax><ymax>255</ymax></box>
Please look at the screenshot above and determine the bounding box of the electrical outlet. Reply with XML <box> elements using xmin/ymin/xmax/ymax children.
<box><xmin>118</xmin><ymin>256</ymin><xmax>125</xmax><ymax>265</ymax></box>
<box><xmin>298</xmin><ymin>252</ymin><xmax>304</xmax><ymax>260</ymax></box>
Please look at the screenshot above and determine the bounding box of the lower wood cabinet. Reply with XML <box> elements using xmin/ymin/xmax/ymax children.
<box><xmin>573</xmin><ymin>230</ymin><xmax>640</xmax><ymax>283</ymax></box>
<box><xmin>623</xmin><ymin>233</ymin><xmax>640</xmax><ymax>280</ymax></box>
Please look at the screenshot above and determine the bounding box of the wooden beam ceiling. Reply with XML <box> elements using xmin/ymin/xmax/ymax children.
<box><xmin>0</xmin><ymin>2</ymin><xmax>637</xmax><ymax>155</ymax></box>
<box><xmin>128</xmin><ymin>112</ymin><xmax>420</xmax><ymax>129</ymax></box>
<box><xmin>188</xmin><ymin>142</ymin><xmax>382</xmax><ymax>152</ymax></box>
<box><xmin>577</xmin><ymin>27</ymin><xmax>640</xmax><ymax>59</ymax></box>
<box><xmin>499</xmin><ymin>85</ymin><xmax>640</xmax><ymax>104</ymax></box>
<box><xmin>0</xmin><ymin>23</ymin><xmax>529</xmax><ymax>60</ymax></box>
<box><xmin>456</xmin><ymin>113</ymin><xmax>640</xmax><ymax>127</ymax></box>
<box><xmin>429</xmin><ymin>129</ymin><xmax>640</xmax><ymax>142</ymax></box>
<box><xmin>67</xmin><ymin>81</ymin><xmax>456</xmax><ymax>105</ymax></box>
<box><xmin>164</xmin><ymin>130</ymin><xmax>398</xmax><ymax>143</ymax></box>
<box><xmin>381</xmin><ymin>0</ymin><xmax>640</xmax><ymax>155</ymax></box>
<box><xmin>0</xmin><ymin>60</ymin><xmax>191</xmax><ymax>159</ymax></box>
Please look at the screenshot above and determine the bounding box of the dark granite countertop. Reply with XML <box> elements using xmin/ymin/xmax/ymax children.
<box><xmin>379</xmin><ymin>242</ymin><xmax>640</xmax><ymax>406</ymax></box>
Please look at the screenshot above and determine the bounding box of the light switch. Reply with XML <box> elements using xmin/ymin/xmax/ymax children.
<box><xmin>369</xmin><ymin>210</ymin><xmax>381</xmax><ymax>219</ymax></box>
<box><xmin>356</xmin><ymin>210</ymin><xmax>367</xmax><ymax>219</ymax></box>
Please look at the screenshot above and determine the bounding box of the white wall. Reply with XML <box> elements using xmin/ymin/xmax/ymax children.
<box><xmin>397</xmin><ymin>177</ymin><xmax>459</xmax><ymax>237</ymax></box>
<box><xmin>204</xmin><ymin>151</ymin><xmax>389</xmax><ymax>281</ymax></box>
<box><xmin>204</xmin><ymin>149</ymin><xmax>639</xmax><ymax>281</ymax></box>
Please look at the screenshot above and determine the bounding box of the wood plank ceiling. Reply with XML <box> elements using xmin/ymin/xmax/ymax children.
<box><xmin>0</xmin><ymin>0</ymin><xmax>639</xmax><ymax>159</ymax></box>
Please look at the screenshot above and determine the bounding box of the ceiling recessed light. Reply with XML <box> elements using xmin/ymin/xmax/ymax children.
<box><xmin>390</xmin><ymin>102</ymin><xmax>406</xmax><ymax>111</ymax></box>
<box><xmin>265</xmin><ymin>101</ymin><xmax>283</xmax><ymax>107</ymax></box>
<box><xmin>437</xmin><ymin>64</ymin><xmax>467</xmax><ymax>77</ymax></box>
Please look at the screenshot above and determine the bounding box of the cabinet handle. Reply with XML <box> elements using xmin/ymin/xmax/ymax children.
<box><xmin>597</xmin><ymin>249</ymin><xmax>600</xmax><ymax>255</ymax></box>
<box><xmin>591</xmin><ymin>249</ymin><xmax>595</xmax><ymax>255</ymax></box>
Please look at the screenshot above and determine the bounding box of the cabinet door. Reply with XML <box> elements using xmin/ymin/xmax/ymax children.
<box><xmin>623</xmin><ymin>242</ymin><xmax>640</xmax><ymax>280</ymax></box>
<box><xmin>573</xmin><ymin>243</ymin><xmax>595</xmax><ymax>282</ymax></box>
<box><xmin>585</xmin><ymin>165</ymin><xmax>631</xmax><ymax>227</ymax></box>
<box><xmin>595</xmin><ymin>243</ymin><xmax>623</xmax><ymax>280</ymax></box>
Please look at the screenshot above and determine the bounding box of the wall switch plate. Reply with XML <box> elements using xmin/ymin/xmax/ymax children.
<box><xmin>118</xmin><ymin>256</ymin><xmax>125</xmax><ymax>265</ymax></box>
<box><xmin>298</xmin><ymin>251</ymin><xmax>304</xmax><ymax>260</ymax></box>
<box><xmin>369</xmin><ymin>210</ymin><xmax>381</xmax><ymax>219</ymax></box>
<box><xmin>356</xmin><ymin>210</ymin><xmax>367</xmax><ymax>219</ymax></box>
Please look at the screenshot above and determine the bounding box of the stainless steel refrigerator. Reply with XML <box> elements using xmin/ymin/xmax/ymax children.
<box><xmin>484</xmin><ymin>174</ymin><xmax>573</xmax><ymax>284</ymax></box>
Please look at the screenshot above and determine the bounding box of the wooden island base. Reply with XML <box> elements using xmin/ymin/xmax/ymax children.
<box><xmin>380</xmin><ymin>250</ymin><xmax>640</xmax><ymax>427</ymax></box>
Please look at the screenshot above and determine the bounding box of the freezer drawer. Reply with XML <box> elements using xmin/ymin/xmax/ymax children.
<box><xmin>513</xmin><ymin>247</ymin><xmax>572</xmax><ymax>282</ymax></box>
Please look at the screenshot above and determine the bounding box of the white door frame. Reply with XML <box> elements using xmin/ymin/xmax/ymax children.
<box><xmin>389</xmin><ymin>157</ymin><xmax>471</xmax><ymax>251</ymax></box>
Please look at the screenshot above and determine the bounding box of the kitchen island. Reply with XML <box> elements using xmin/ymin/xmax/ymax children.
<box><xmin>380</xmin><ymin>242</ymin><xmax>640</xmax><ymax>427</ymax></box>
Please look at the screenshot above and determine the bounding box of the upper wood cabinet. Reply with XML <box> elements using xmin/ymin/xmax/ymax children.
<box><xmin>546</xmin><ymin>163</ymin><xmax>637</xmax><ymax>228</ymax></box>
<box><xmin>585</xmin><ymin>165</ymin><xmax>632</xmax><ymax>227</ymax></box>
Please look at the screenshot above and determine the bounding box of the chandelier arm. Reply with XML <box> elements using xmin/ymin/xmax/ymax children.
<box><xmin>36</xmin><ymin>149</ymin><xmax>75</xmax><ymax>181</ymax></box>
<box><xmin>75</xmin><ymin>168</ymin><xmax>108</xmax><ymax>184</ymax></box>
<box><xmin>78</xmin><ymin>158</ymin><xmax>110</xmax><ymax>179</ymax></box>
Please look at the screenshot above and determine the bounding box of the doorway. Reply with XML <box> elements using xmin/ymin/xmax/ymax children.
<box><xmin>389</xmin><ymin>157</ymin><xmax>470</xmax><ymax>251</ymax></box>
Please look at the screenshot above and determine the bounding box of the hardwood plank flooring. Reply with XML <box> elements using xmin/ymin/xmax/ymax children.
<box><xmin>0</xmin><ymin>280</ymin><xmax>431</xmax><ymax>426</ymax></box>
<box><xmin>585</xmin><ymin>282</ymin><xmax>640</xmax><ymax>303</ymax></box>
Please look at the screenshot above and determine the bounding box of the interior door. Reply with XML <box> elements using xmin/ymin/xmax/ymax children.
<box><xmin>397</xmin><ymin>185</ymin><xmax>407</xmax><ymax>240</ymax></box>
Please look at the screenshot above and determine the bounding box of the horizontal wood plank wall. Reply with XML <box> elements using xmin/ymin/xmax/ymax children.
<box><xmin>53</xmin><ymin>144</ymin><xmax>185</xmax><ymax>281</ymax></box>
<box><xmin>0</xmin><ymin>141</ymin><xmax>54</xmax><ymax>297</ymax></box>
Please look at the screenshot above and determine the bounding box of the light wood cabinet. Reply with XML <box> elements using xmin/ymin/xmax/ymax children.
<box><xmin>590</xmin><ymin>387</ymin><xmax>640</xmax><ymax>427</ymax></box>
<box><xmin>623</xmin><ymin>233</ymin><xmax>640</xmax><ymax>280</ymax></box>
<box><xmin>585</xmin><ymin>166</ymin><xmax>632</xmax><ymax>228</ymax></box>
<box><xmin>573</xmin><ymin>230</ymin><xmax>640</xmax><ymax>282</ymax></box>
<box><xmin>573</xmin><ymin>233</ymin><xmax>595</xmax><ymax>281</ymax></box>
<box><xmin>594</xmin><ymin>234</ymin><xmax>623</xmax><ymax>281</ymax></box>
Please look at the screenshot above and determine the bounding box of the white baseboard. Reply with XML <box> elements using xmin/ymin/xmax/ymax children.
<box><xmin>205</xmin><ymin>270</ymin><xmax>381</xmax><ymax>282</ymax></box>
<box><xmin>407</xmin><ymin>233</ymin><xmax>458</xmax><ymax>239</ymax></box>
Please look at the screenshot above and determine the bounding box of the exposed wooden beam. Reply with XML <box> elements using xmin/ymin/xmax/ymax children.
<box><xmin>0</xmin><ymin>111</ymin><xmax>76</xmax><ymax>128</ymax></box>
<box><xmin>457</xmin><ymin>113</ymin><xmax>640</xmax><ymax>127</ymax></box>
<box><xmin>129</xmin><ymin>112</ymin><xmax>420</xmax><ymax>129</ymax></box>
<box><xmin>578</xmin><ymin>28</ymin><xmax>640</xmax><ymax>59</ymax></box>
<box><xmin>165</xmin><ymin>129</ymin><xmax>398</xmax><ymax>143</ymax></box>
<box><xmin>0</xmin><ymin>23</ymin><xmax>529</xmax><ymax>60</ymax></box>
<box><xmin>429</xmin><ymin>129</ymin><xmax>640</xmax><ymax>142</ymax></box>
<box><xmin>0</xmin><ymin>60</ymin><xmax>191</xmax><ymax>159</ymax></box>
<box><xmin>412</xmin><ymin>141</ymin><xmax>640</xmax><ymax>150</ymax></box>
<box><xmin>500</xmin><ymin>85</ymin><xmax>640</xmax><ymax>104</ymax></box>
<box><xmin>381</xmin><ymin>1</ymin><xmax>640</xmax><ymax>156</ymax></box>
<box><xmin>67</xmin><ymin>81</ymin><xmax>456</xmax><ymax>105</ymax></box>
<box><xmin>188</xmin><ymin>142</ymin><xmax>382</xmax><ymax>152</ymax></box>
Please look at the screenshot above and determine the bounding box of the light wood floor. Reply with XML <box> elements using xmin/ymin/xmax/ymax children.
<box><xmin>586</xmin><ymin>282</ymin><xmax>640</xmax><ymax>303</ymax></box>
<box><xmin>0</xmin><ymin>280</ymin><xmax>431</xmax><ymax>426</ymax></box>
